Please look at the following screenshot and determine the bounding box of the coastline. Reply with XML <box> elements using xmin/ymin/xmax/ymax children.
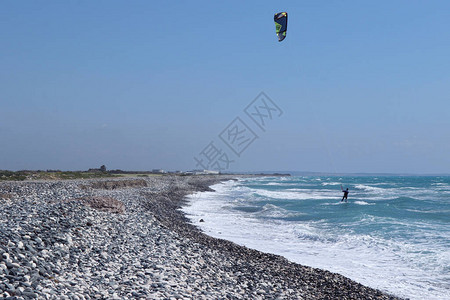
<box><xmin>0</xmin><ymin>175</ymin><xmax>402</xmax><ymax>299</ymax></box>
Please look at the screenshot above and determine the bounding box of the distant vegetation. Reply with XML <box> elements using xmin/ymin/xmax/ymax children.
<box><xmin>0</xmin><ymin>165</ymin><xmax>280</xmax><ymax>182</ymax></box>
<box><xmin>0</xmin><ymin>170</ymin><xmax>28</xmax><ymax>181</ymax></box>
<box><xmin>0</xmin><ymin>165</ymin><xmax>174</xmax><ymax>182</ymax></box>
<box><xmin>0</xmin><ymin>170</ymin><xmax>120</xmax><ymax>181</ymax></box>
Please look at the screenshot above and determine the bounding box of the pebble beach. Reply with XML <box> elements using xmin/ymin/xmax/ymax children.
<box><xmin>0</xmin><ymin>175</ymin><xmax>402</xmax><ymax>299</ymax></box>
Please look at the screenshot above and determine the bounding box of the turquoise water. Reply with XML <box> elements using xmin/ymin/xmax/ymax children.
<box><xmin>183</xmin><ymin>176</ymin><xmax>450</xmax><ymax>300</ymax></box>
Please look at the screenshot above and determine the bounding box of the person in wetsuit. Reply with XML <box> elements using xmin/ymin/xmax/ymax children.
<box><xmin>341</xmin><ymin>186</ymin><xmax>349</xmax><ymax>202</ymax></box>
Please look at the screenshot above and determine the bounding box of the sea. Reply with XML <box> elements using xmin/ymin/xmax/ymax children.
<box><xmin>182</xmin><ymin>175</ymin><xmax>450</xmax><ymax>300</ymax></box>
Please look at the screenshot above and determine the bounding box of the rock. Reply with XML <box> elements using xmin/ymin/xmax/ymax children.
<box><xmin>2</xmin><ymin>253</ymin><xmax>10</xmax><ymax>261</ymax></box>
<box><xmin>0</xmin><ymin>176</ymin><xmax>402</xmax><ymax>300</ymax></box>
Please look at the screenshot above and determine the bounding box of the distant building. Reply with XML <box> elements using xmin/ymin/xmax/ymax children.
<box><xmin>152</xmin><ymin>169</ymin><xmax>166</xmax><ymax>174</ymax></box>
<box><xmin>203</xmin><ymin>170</ymin><xmax>219</xmax><ymax>175</ymax></box>
<box><xmin>192</xmin><ymin>170</ymin><xmax>220</xmax><ymax>175</ymax></box>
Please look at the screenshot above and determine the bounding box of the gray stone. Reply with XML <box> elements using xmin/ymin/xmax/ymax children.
<box><xmin>0</xmin><ymin>176</ymin><xmax>402</xmax><ymax>300</ymax></box>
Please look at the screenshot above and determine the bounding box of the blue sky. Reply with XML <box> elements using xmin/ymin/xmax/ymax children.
<box><xmin>1</xmin><ymin>1</ymin><xmax>449</xmax><ymax>173</ymax></box>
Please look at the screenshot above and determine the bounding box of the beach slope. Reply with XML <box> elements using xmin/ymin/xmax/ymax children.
<box><xmin>0</xmin><ymin>175</ymin><xmax>401</xmax><ymax>299</ymax></box>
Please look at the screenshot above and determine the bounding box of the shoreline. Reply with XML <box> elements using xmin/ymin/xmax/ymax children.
<box><xmin>144</xmin><ymin>175</ymin><xmax>402</xmax><ymax>300</ymax></box>
<box><xmin>0</xmin><ymin>175</ymin><xmax>402</xmax><ymax>299</ymax></box>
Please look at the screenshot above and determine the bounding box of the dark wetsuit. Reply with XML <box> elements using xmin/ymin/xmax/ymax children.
<box><xmin>342</xmin><ymin>188</ymin><xmax>349</xmax><ymax>202</ymax></box>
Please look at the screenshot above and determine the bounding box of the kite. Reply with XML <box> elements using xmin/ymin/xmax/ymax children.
<box><xmin>274</xmin><ymin>12</ymin><xmax>288</xmax><ymax>42</ymax></box>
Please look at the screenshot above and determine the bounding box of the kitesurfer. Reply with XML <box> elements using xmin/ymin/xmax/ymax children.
<box><xmin>341</xmin><ymin>186</ymin><xmax>349</xmax><ymax>202</ymax></box>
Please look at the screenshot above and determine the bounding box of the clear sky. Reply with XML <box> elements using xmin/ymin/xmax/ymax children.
<box><xmin>1</xmin><ymin>1</ymin><xmax>449</xmax><ymax>174</ymax></box>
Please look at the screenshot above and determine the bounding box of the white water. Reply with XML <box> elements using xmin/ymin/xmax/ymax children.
<box><xmin>182</xmin><ymin>179</ymin><xmax>450</xmax><ymax>300</ymax></box>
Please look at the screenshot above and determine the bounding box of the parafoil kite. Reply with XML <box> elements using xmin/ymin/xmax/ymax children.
<box><xmin>274</xmin><ymin>12</ymin><xmax>288</xmax><ymax>42</ymax></box>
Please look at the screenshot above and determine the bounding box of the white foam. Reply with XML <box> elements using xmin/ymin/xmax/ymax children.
<box><xmin>321</xmin><ymin>202</ymin><xmax>347</xmax><ymax>206</ymax></box>
<box><xmin>254</xmin><ymin>189</ymin><xmax>337</xmax><ymax>200</ymax></box>
<box><xmin>321</xmin><ymin>182</ymin><xmax>341</xmax><ymax>186</ymax></box>
<box><xmin>182</xmin><ymin>180</ymin><xmax>450</xmax><ymax>300</ymax></box>
<box><xmin>183</xmin><ymin>179</ymin><xmax>450</xmax><ymax>299</ymax></box>
<box><xmin>354</xmin><ymin>184</ymin><xmax>387</xmax><ymax>193</ymax></box>
<box><xmin>262</xmin><ymin>182</ymin><xmax>298</xmax><ymax>186</ymax></box>
<box><xmin>354</xmin><ymin>201</ymin><xmax>374</xmax><ymax>205</ymax></box>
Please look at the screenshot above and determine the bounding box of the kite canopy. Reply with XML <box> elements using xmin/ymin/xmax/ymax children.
<box><xmin>274</xmin><ymin>12</ymin><xmax>288</xmax><ymax>42</ymax></box>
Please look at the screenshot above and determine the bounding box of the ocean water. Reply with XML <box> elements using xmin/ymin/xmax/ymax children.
<box><xmin>182</xmin><ymin>176</ymin><xmax>450</xmax><ymax>300</ymax></box>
